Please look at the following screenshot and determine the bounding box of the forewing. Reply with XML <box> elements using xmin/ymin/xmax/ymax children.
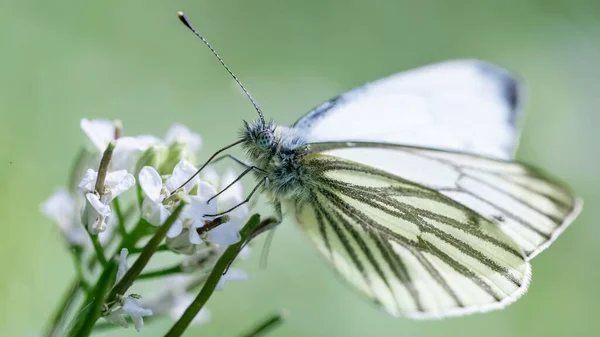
<box><xmin>290</xmin><ymin>154</ymin><xmax>530</xmax><ymax>318</ymax></box>
<box><xmin>292</xmin><ymin>60</ymin><xmax>522</xmax><ymax>160</ymax></box>
<box><xmin>309</xmin><ymin>142</ymin><xmax>582</xmax><ymax>260</ymax></box>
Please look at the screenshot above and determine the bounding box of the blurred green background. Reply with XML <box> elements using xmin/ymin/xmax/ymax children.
<box><xmin>1</xmin><ymin>0</ymin><xmax>598</xmax><ymax>336</ymax></box>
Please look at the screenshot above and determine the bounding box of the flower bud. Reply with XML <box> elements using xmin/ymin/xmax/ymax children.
<box><xmin>134</xmin><ymin>144</ymin><xmax>168</xmax><ymax>177</ymax></box>
<box><xmin>159</xmin><ymin>141</ymin><xmax>194</xmax><ymax>175</ymax></box>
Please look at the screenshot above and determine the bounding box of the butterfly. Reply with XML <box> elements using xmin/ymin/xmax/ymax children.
<box><xmin>177</xmin><ymin>12</ymin><xmax>582</xmax><ymax>319</ymax></box>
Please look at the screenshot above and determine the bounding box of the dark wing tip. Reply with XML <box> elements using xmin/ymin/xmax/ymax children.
<box><xmin>476</xmin><ymin>61</ymin><xmax>524</xmax><ymax>126</ymax></box>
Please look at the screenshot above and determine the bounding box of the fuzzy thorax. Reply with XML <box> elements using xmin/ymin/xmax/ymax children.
<box><xmin>240</xmin><ymin>119</ymin><xmax>312</xmax><ymax>201</ymax></box>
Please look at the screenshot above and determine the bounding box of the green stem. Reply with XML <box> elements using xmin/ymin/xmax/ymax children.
<box><xmin>136</xmin><ymin>184</ymin><xmax>145</xmax><ymax>207</ymax></box>
<box><xmin>240</xmin><ymin>311</ymin><xmax>286</xmax><ymax>337</ymax></box>
<box><xmin>90</xmin><ymin>234</ymin><xmax>108</xmax><ymax>267</ymax></box>
<box><xmin>138</xmin><ymin>264</ymin><xmax>182</xmax><ymax>280</ymax></box>
<box><xmin>71</xmin><ymin>248</ymin><xmax>90</xmax><ymax>292</ymax></box>
<box><xmin>112</xmin><ymin>198</ymin><xmax>127</xmax><ymax>236</ymax></box>
<box><xmin>43</xmin><ymin>279</ymin><xmax>81</xmax><ymax>337</ymax></box>
<box><xmin>164</xmin><ymin>214</ymin><xmax>262</xmax><ymax>337</ymax></box>
<box><xmin>105</xmin><ymin>203</ymin><xmax>185</xmax><ymax>306</ymax></box>
<box><xmin>130</xmin><ymin>243</ymin><xmax>169</xmax><ymax>254</ymax></box>
<box><xmin>86</xmin><ymin>220</ymin><xmax>124</xmax><ymax>271</ymax></box>
<box><xmin>94</xmin><ymin>141</ymin><xmax>115</xmax><ymax>192</ymax></box>
<box><xmin>68</xmin><ymin>260</ymin><xmax>117</xmax><ymax>337</ymax></box>
<box><xmin>116</xmin><ymin>218</ymin><xmax>151</xmax><ymax>253</ymax></box>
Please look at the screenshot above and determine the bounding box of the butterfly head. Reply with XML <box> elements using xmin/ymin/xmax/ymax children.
<box><xmin>256</xmin><ymin>129</ymin><xmax>275</xmax><ymax>150</ymax></box>
<box><xmin>241</xmin><ymin>119</ymin><xmax>278</xmax><ymax>166</ymax></box>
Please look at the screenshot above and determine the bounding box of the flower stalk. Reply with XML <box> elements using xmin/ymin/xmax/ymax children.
<box><xmin>90</xmin><ymin>233</ymin><xmax>108</xmax><ymax>266</ymax></box>
<box><xmin>41</xmin><ymin>119</ymin><xmax>277</xmax><ymax>336</ymax></box>
<box><xmin>95</xmin><ymin>141</ymin><xmax>116</xmax><ymax>193</ymax></box>
<box><xmin>43</xmin><ymin>279</ymin><xmax>82</xmax><ymax>337</ymax></box>
<box><xmin>105</xmin><ymin>202</ymin><xmax>185</xmax><ymax>307</ymax></box>
<box><xmin>69</xmin><ymin>260</ymin><xmax>118</xmax><ymax>337</ymax></box>
<box><xmin>164</xmin><ymin>214</ymin><xmax>262</xmax><ymax>337</ymax></box>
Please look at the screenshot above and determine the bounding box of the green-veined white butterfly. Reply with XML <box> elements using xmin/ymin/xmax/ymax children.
<box><xmin>177</xmin><ymin>12</ymin><xmax>582</xmax><ymax>319</ymax></box>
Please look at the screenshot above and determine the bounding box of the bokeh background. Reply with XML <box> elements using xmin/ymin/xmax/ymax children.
<box><xmin>1</xmin><ymin>0</ymin><xmax>598</xmax><ymax>336</ymax></box>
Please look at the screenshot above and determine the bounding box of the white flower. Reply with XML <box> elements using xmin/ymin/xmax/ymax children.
<box><xmin>80</xmin><ymin>118</ymin><xmax>160</xmax><ymax>172</ymax></box>
<box><xmin>111</xmin><ymin>135</ymin><xmax>160</xmax><ymax>173</ymax></box>
<box><xmin>218</xmin><ymin>169</ymin><xmax>249</xmax><ymax>221</ymax></box>
<box><xmin>80</xmin><ymin>118</ymin><xmax>115</xmax><ymax>151</ymax></box>
<box><xmin>168</xmin><ymin>293</ymin><xmax>211</xmax><ymax>325</ymax></box>
<box><xmin>164</xmin><ymin>159</ymin><xmax>201</xmax><ymax>193</ymax></box>
<box><xmin>40</xmin><ymin>188</ymin><xmax>88</xmax><ymax>246</ymax></box>
<box><xmin>184</xmin><ymin>182</ymin><xmax>218</xmax><ymax>245</ymax></box>
<box><xmin>139</xmin><ymin>159</ymin><xmax>199</xmax><ymax>238</ymax></box>
<box><xmin>216</xmin><ymin>268</ymin><xmax>248</xmax><ymax>291</ymax></box>
<box><xmin>78</xmin><ymin>169</ymin><xmax>135</xmax><ymax>233</ymax></box>
<box><xmin>165</xmin><ymin>124</ymin><xmax>202</xmax><ymax>154</ymax></box>
<box><xmin>163</xmin><ymin>166</ymin><xmax>252</xmax><ymax>251</ymax></box>
<box><xmin>40</xmin><ymin>188</ymin><xmax>114</xmax><ymax>246</ymax></box>
<box><xmin>200</xmin><ymin>166</ymin><xmax>219</xmax><ymax>186</ymax></box>
<box><xmin>205</xmin><ymin>169</ymin><xmax>249</xmax><ymax>245</ymax></box>
<box><xmin>117</xmin><ymin>248</ymin><xmax>129</xmax><ymax>283</ymax></box>
<box><xmin>104</xmin><ymin>296</ymin><xmax>153</xmax><ymax>332</ymax></box>
<box><xmin>165</xmin><ymin>228</ymin><xmax>200</xmax><ymax>255</ymax></box>
<box><xmin>180</xmin><ymin>168</ymin><xmax>251</xmax><ymax>246</ymax></box>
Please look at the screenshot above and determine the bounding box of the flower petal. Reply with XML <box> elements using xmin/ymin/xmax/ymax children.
<box><xmin>86</xmin><ymin>193</ymin><xmax>111</xmax><ymax>216</ymax></box>
<box><xmin>188</xmin><ymin>224</ymin><xmax>203</xmax><ymax>244</ymax></box>
<box><xmin>166</xmin><ymin>218</ymin><xmax>183</xmax><ymax>238</ymax></box>
<box><xmin>238</xmin><ymin>245</ymin><xmax>252</xmax><ymax>260</ymax></box>
<box><xmin>104</xmin><ymin>169</ymin><xmax>129</xmax><ymax>185</ymax></box>
<box><xmin>40</xmin><ymin>188</ymin><xmax>76</xmax><ymax>227</ymax></box>
<box><xmin>216</xmin><ymin>268</ymin><xmax>248</xmax><ymax>291</ymax></box>
<box><xmin>111</xmin><ymin>136</ymin><xmax>161</xmax><ymax>172</ymax></box>
<box><xmin>77</xmin><ymin>169</ymin><xmax>98</xmax><ymax>193</ymax></box>
<box><xmin>207</xmin><ymin>221</ymin><xmax>241</xmax><ymax>246</ymax></box>
<box><xmin>200</xmin><ymin>166</ymin><xmax>219</xmax><ymax>186</ymax></box>
<box><xmin>166</xmin><ymin>229</ymin><xmax>196</xmax><ymax>254</ymax></box>
<box><xmin>165</xmin><ymin>124</ymin><xmax>203</xmax><ymax>153</ymax></box>
<box><xmin>80</xmin><ymin>118</ymin><xmax>114</xmax><ymax>152</ymax></box>
<box><xmin>141</xmin><ymin>198</ymin><xmax>170</xmax><ymax>227</ymax></box>
<box><xmin>138</xmin><ymin>166</ymin><xmax>162</xmax><ymax>202</ymax></box>
<box><xmin>131</xmin><ymin>315</ymin><xmax>145</xmax><ymax>332</ymax></box>
<box><xmin>122</xmin><ymin>297</ymin><xmax>153</xmax><ymax>316</ymax></box>
<box><xmin>165</xmin><ymin>159</ymin><xmax>198</xmax><ymax>193</ymax></box>
<box><xmin>105</xmin><ymin>171</ymin><xmax>135</xmax><ymax>200</ymax></box>
<box><xmin>219</xmin><ymin>169</ymin><xmax>244</xmax><ymax>201</ymax></box>
<box><xmin>184</xmin><ymin>182</ymin><xmax>217</xmax><ymax>221</ymax></box>
<box><xmin>103</xmin><ymin>309</ymin><xmax>128</xmax><ymax>328</ymax></box>
<box><xmin>117</xmin><ymin>248</ymin><xmax>129</xmax><ymax>283</ymax></box>
<box><xmin>122</xmin><ymin>296</ymin><xmax>153</xmax><ymax>332</ymax></box>
<box><xmin>223</xmin><ymin>201</ymin><xmax>249</xmax><ymax>222</ymax></box>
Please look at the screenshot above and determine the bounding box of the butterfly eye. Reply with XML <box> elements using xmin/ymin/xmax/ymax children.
<box><xmin>257</xmin><ymin>131</ymin><xmax>274</xmax><ymax>149</ymax></box>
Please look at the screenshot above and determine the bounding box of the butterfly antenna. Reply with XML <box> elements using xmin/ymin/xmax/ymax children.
<box><xmin>177</xmin><ymin>12</ymin><xmax>266</xmax><ymax>126</ymax></box>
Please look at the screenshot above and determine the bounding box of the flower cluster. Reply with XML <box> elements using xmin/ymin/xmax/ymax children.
<box><xmin>40</xmin><ymin>119</ymin><xmax>253</xmax><ymax>333</ymax></box>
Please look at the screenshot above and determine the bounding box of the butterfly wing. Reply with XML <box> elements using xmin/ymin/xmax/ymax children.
<box><xmin>306</xmin><ymin>142</ymin><xmax>582</xmax><ymax>260</ymax></box>
<box><xmin>291</xmin><ymin>60</ymin><xmax>522</xmax><ymax>160</ymax></box>
<box><xmin>289</xmin><ymin>152</ymin><xmax>531</xmax><ymax>318</ymax></box>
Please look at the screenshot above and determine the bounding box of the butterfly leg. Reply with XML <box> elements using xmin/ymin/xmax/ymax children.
<box><xmin>207</xmin><ymin>165</ymin><xmax>266</xmax><ymax>203</ymax></box>
<box><xmin>211</xmin><ymin>154</ymin><xmax>252</xmax><ymax>168</ymax></box>
<box><xmin>204</xmin><ymin>178</ymin><xmax>267</xmax><ymax>217</ymax></box>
